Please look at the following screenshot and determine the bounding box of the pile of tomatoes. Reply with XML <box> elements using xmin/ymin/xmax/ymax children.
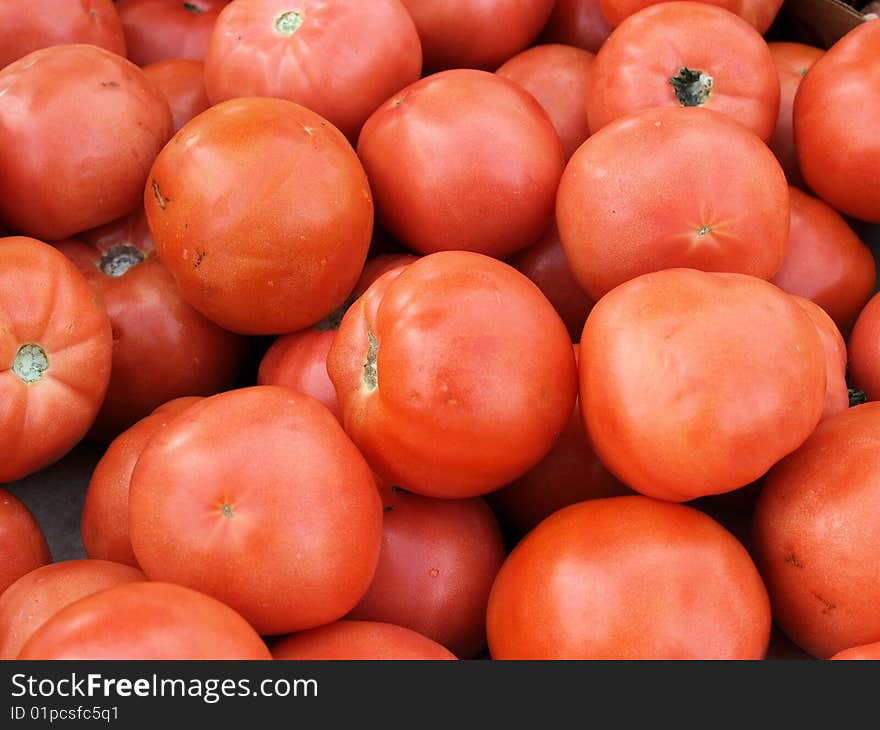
<box><xmin>0</xmin><ymin>0</ymin><xmax>879</xmax><ymax>661</ymax></box>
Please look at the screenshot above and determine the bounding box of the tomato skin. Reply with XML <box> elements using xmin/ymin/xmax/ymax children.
<box><xmin>204</xmin><ymin>0</ymin><xmax>421</xmax><ymax>142</ymax></box>
<box><xmin>129</xmin><ymin>386</ymin><xmax>383</xmax><ymax>636</ymax></box>
<box><xmin>0</xmin><ymin>489</ymin><xmax>51</xmax><ymax>597</ymax></box>
<box><xmin>272</xmin><ymin>620</ymin><xmax>457</xmax><ymax>660</ymax></box>
<box><xmin>17</xmin><ymin>581</ymin><xmax>271</xmax><ymax>660</ymax></box>
<box><xmin>145</xmin><ymin>96</ymin><xmax>373</xmax><ymax>336</ymax></box>
<box><xmin>142</xmin><ymin>59</ymin><xmax>210</xmax><ymax>132</ymax></box>
<box><xmin>794</xmin><ymin>21</ymin><xmax>880</xmax><ymax>222</ymax></box>
<box><xmin>0</xmin><ymin>237</ymin><xmax>113</xmax><ymax>482</ymax></box>
<box><xmin>557</xmin><ymin>107</ymin><xmax>790</xmax><ymax>302</ymax></box>
<box><xmin>587</xmin><ymin>2</ymin><xmax>780</xmax><ymax>142</ymax></box>
<box><xmin>831</xmin><ymin>641</ymin><xmax>880</xmax><ymax>660</ymax></box>
<box><xmin>752</xmin><ymin>403</ymin><xmax>880</xmax><ymax>658</ymax></box>
<box><xmin>487</xmin><ymin>496</ymin><xmax>771</xmax><ymax>659</ymax></box>
<box><xmin>358</xmin><ymin>69</ymin><xmax>564</xmax><ymax>259</ymax></box>
<box><xmin>538</xmin><ymin>0</ymin><xmax>612</xmax><ymax>54</ymax></box>
<box><xmin>846</xmin><ymin>293</ymin><xmax>880</xmax><ymax>402</ymax></box>
<box><xmin>327</xmin><ymin>251</ymin><xmax>578</xmax><ymax>499</ymax></box>
<box><xmin>0</xmin><ymin>559</ymin><xmax>145</xmax><ymax>660</ymax></box>
<box><xmin>599</xmin><ymin>0</ymin><xmax>783</xmax><ymax>32</ymax></box>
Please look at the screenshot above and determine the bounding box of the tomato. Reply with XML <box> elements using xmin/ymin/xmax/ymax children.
<box><xmin>204</xmin><ymin>0</ymin><xmax>422</xmax><ymax>142</ymax></box>
<box><xmin>599</xmin><ymin>0</ymin><xmax>783</xmax><ymax>32</ymax></box>
<box><xmin>80</xmin><ymin>397</ymin><xmax>202</xmax><ymax>567</ymax></box>
<box><xmin>0</xmin><ymin>237</ymin><xmax>112</xmax><ymax>482</ymax></box>
<box><xmin>769</xmin><ymin>187</ymin><xmax>875</xmax><ymax>335</ymax></box>
<box><xmin>328</xmin><ymin>251</ymin><xmax>577</xmax><ymax>499</ymax></box>
<box><xmin>0</xmin><ymin>488</ymin><xmax>50</xmax><ymax>597</ymax></box>
<box><xmin>17</xmin><ymin>582</ymin><xmax>271</xmax><ymax>659</ymax></box>
<box><xmin>831</xmin><ymin>641</ymin><xmax>880</xmax><ymax>660</ymax></box>
<box><xmin>116</xmin><ymin>0</ymin><xmax>229</xmax><ymax>65</ymax></box>
<box><xmin>487</xmin><ymin>496</ymin><xmax>771</xmax><ymax>659</ymax></box>
<box><xmin>0</xmin><ymin>0</ymin><xmax>126</xmax><ymax>70</ymax></box>
<box><xmin>129</xmin><ymin>386</ymin><xmax>383</xmax><ymax>635</ymax></box>
<box><xmin>794</xmin><ymin>21</ymin><xmax>880</xmax><ymax>222</ymax></box>
<box><xmin>496</xmin><ymin>43</ymin><xmax>594</xmax><ymax>161</ymax></box>
<box><xmin>142</xmin><ymin>59</ymin><xmax>210</xmax><ymax>132</ymax></box>
<box><xmin>580</xmin><ymin>269</ymin><xmax>826</xmax><ymax>502</ymax></box>
<box><xmin>272</xmin><ymin>620</ymin><xmax>457</xmax><ymax>660</ymax></box>
<box><xmin>358</xmin><ymin>70</ymin><xmax>564</xmax><ymax>259</ymax></box>
<box><xmin>767</xmin><ymin>42</ymin><xmax>824</xmax><ymax>189</ymax></box>
<box><xmin>145</xmin><ymin>96</ymin><xmax>373</xmax><ymax>335</ymax></box>
<box><xmin>752</xmin><ymin>402</ymin><xmax>880</xmax><ymax>658</ymax></box>
<box><xmin>538</xmin><ymin>0</ymin><xmax>612</xmax><ymax>54</ymax></box>
<box><xmin>846</xmin><ymin>292</ymin><xmax>880</xmax><ymax>402</ymax></box>
<box><xmin>348</xmin><ymin>486</ymin><xmax>506</xmax><ymax>659</ymax></box>
<box><xmin>557</xmin><ymin>107</ymin><xmax>790</xmax><ymax>302</ymax></box>
<box><xmin>0</xmin><ymin>559</ymin><xmax>145</xmax><ymax>660</ymax></box>
<box><xmin>587</xmin><ymin>2</ymin><xmax>780</xmax><ymax>142</ymax></box>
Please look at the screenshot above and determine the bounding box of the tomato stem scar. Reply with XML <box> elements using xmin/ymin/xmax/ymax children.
<box><xmin>275</xmin><ymin>10</ymin><xmax>305</xmax><ymax>35</ymax></box>
<box><xmin>12</xmin><ymin>344</ymin><xmax>49</xmax><ymax>384</ymax></box>
<box><xmin>363</xmin><ymin>326</ymin><xmax>378</xmax><ymax>391</ymax></box>
<box><xmin>183</xmin><ymin>2</ymin><xmax>204</xmax><ymax>13</ymax></box>
<box><xmin>221</xmin><ymin>504</ymin><xmax>235</xmax><ymax>519</ymax></box>
<box><xmin>670</xmin><ymin>67</ymin><xmax>713</xmax><ymax>106</ymax></box>
<box><xmin>99</xmin><ymin>244</ymin><xmax>145</xmax><ymax>277</ymax></box>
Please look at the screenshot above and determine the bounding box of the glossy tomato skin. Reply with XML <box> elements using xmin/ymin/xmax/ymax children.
<box><xmin>0</xmin><ymin>237</ymin><xmax>112</xmax><ymax>482</ymax></box>
<box><xmin>129</xmin><ymin>386</ymin><xmax>383</xmax><ymax>636</ymax></box>
<box><xmin>358</xmin><ymin>70</ymin><xmax>564</xmax><ymax>259</ymax></box>
<box><xmin>770</xmin><ymin>187</ymin><xmax>875</xmax><ymax>335</ymax></box>
<box><xmin>753</xmin><ymin>403</ymin><xmax>880</xmax><ymax>658</ymax></box>
<box><xmin>599</xmin><ymin>0</ymin><xmax>783</xmax><ymax>32</ymax></box>
<box><xmin>538</xmin><ymin>0</ymin><xmax>612</xmax><ymax>54</ymax></box>
<box><xmin>831</xmin><ymin>641</ymin><xmax>880</xmax><ymax>660</ymax></box>
<box><xmin>847</xmin><ymin>293</ymin><xmax>880</xmax><ymax>402</ymax></box>
<box><xmin>142</xmin><ymin>59</ymin><xmax>210</xmax><ymax>132</ymax></box>
<box><xmin>145</xmin><ymin>97</ymin><xmax>373</xmax><ymax>335</ymax></box>
<box><xmin>587</xmin><ymin>2</ymin><xmax>779</xmax><ymax>142</ymax></box>
<box><xmin>0</xmin><ymin>489</ymin><xmax>51</xmax><ymax>597</ymax></box>
<box><xmin>580</xmin><ymin>269</ymin><xmax>826</xmax><ymax>502</ymax></box>
<box><xmin>0</xmin><ymin>559</ymin><xmax>145</xmax><ymax>660</ymax></box>
<box><xmin>795</xmin><ymin>21</ymin><xmax>880</xmax><ymax>222</ymax></box>
<box><xmin>272</xmin><ymin>621</ymin><xmax>457</xmax><ymax>660</ymax></box>
<box><xmin>487</xmin><ymin>496</ymin><xmax>772</xmax><ymax>659</ymax></box>
<box><xmin>18</xmin><ymin>582</ymin><xmax>271</xmax><ymax>660</ymax></box>
<box><xmin>557</xmin><ymin>107</ymin><xmax>790</xmax><ymax>301</ymax></box>
<box><xmin>80</xmin><ymin>397</ymin><xmax>202</xmax><ymax>567</ymax></box>
<box><xmin>328</xmin><ymin>252</ymin><xmax>578</xmax><ymax>499</ymax></box>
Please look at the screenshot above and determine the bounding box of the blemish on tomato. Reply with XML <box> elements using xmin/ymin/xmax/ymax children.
<box><xmin>151</xmin><ymin>180</ymin><xmax>168</xmax><ymax>210</ymax></box>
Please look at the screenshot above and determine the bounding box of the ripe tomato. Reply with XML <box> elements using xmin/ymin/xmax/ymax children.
<box><xmin>0</xmin><ymin>237</ymin><xmax>112</xmax><ymax>482</ymax></box>
<box><xmin>580</xmin><ymin>269</ymin><xmax>826</xmax><ymax>502</ymax></box>
<box><xmin>557</xmin><ymin>107</ymin><xmax>790</xmax><ymax>301</ymax></box>
<box><xmin>795</xmin><ymin>21</ymin><xmax>880</xmax><ymax>222</ymax></box>
<box><xmin>0</xmin><ymin>559</ymin><xmax>145</xmax><ymax>660</ymax></box>
<box><xmin>599</xmin><ymin>0</ymin><xmax>783</xmax><ymax>32</ymax></box>
<box><xmin>204</xmin><ymin>0</ymin><xmax>422</xmax><ymax>142</ymax></box>
<box><xmin>538</xmin><ymin>0</ymin><xmax>612</xmax><ymax>54</ymax></box>
<box><xmin>831</xmin><ymin>641</ymin><xmax>880</xmax><ymax>660</ymax></box>
<box><xmin>846</xmin><ymin>293</ymin><xmax>880</xmax><ymax>402</ymax></box>
<box><xmin>487</xmin><ymin>496</ymin><xmax>771</xmax><ymax>659</ymax></box>
<box><xmin>0</xmin><ymin>45</ymin><xmax>172</xmax><ymax>240</ymax></box>
<box><xmin>129</xmin><ymin>386</ymin><xmax>383</xmax><ymax>636</ymax></box>
<box><xmin>272</xmin><ymin>621</ymin><xmax>457</xmax><ymax>660</ymax></box>
<box><xmin>753</xmin><ymin>402</ymin><xmax>880</xmax><ymax>658</ymax></box>
<box><xmin>142</xmin><ymin>59</ymin><xmax>210</xmax><ymax>132</ymax></box>
<box><xmin>587</xmin><ymin>2</ymin><xmax>780</xmax><ymax>142</ymax></box>
<box><xmin>145</xmin><ymin>96</ymin><xmax>373</xmax><ymax>335</ymax></box>
<box><xmin>0</xmin><ymin>488</ymin><xmax>50</xmax><ymax>597</ymax></box>
<box><xmin>18</xmin><ymin>582</ymin><xmax>271</xmax><ymax>659</ymax></box>
<box><xmin>327</xmin><ymin>251</ymin><xmax>577</xmax><ymax>498</ymax></box>
<box><xmin>358</xmin><ymin>70</ymin><xmax>564</xmax><ymax>259</ymax></box>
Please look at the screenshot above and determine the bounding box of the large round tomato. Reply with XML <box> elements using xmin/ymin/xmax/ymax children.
<box><xmin>0</xmin><ymin>488</ymin><xmax>50</xmax><ymax>597</ymax></box>
<box><xmin>580</xmin><ymin>269</ymin><xmax>826</xmax><ymax>501</ymax></box>
<box><xmin>538</xmin><ymin>0</ymin><xmax>612</xmax><ymax>54</ymax></box>
<box><xmin>0</xmin><ymin>237</ymin><xmax>112</xmax><ymax>482</ymax></box>
<box><xmin>142</xmin><ymin>59</ymin><xmax>210</xmax><ymax>132</ymax></box>
<box><xmin>599</xmin><ymin>0</ymin><xmax>783</xmax><ymax>32</ymax></box>
<box><xmin>129</xmin><ymin>386</ymin><xmax>383</xmax><ymax>636</ymax></box>
<box><xmin>846</xmin><ymin>293</ymin><xmax>880</xmax><ymax>402</ymax></box>
<box><xmin>557</xmin><ymin>107</ymin><xmax>790</xmax><ymax>301</ymax></box>
<box><xmin>145</xmin><ymin>96</ymin><xmax>373</xmax><ymax>335</ymax></box>
<box><xmin>327</xmin><ymin>251</ymin><xmax>577</xmax><ymax>498</ymax></box>
<box><xmin>587</xmin><ymin>2</ymin><xmax>780</xmax><ymax>142</ymax></box>
<box><xmin>487</xmin><ymin>496</ymin><xmax>772</xmax><ymax>659</ymax></box>
<box><xmin>358</xmin><ymin>70</ymin><xmax>564</xmax><ymax>259</ymax></box>
<box><xmin>794</xmin><ymin>21</ymin><xmax>880</xmax><ymax>222</ymax></box>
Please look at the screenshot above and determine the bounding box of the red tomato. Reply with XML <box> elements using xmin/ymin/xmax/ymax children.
<box><xmin>204</xmin><ymin>0</ymin><xmax>422</xmax><ymax>141</ymax></box>
<box><xmin>753</xmin><ymin>402</ymin><xmax>880</xmax><ymax>658</ymax></box>
<box><xmin>794</xmin><ymin>21</ymin><xmax>880</xmax><ymax>222</ymax></box>
<box><xmin>0</xmin><ymin>237</ymin><xmax>112</xmax><ymax>482</ymax></box>
<box><xmin>831</xmin><ymin>641</ymin><xmax>880</xmax><ymax>660</ymax></box>
<box><xmin>348</xmin><ymin>486</ymin><xmax>506</xmax><ymax>659</ymax></box>
<box><xmin>846</xmin><ymin>293</ymin><xmax>880</xmax><ymax>402</ymax></box>
<box><xmin>80</xmin><ymin>397</ymin><xmax>202</xmax><ymax>567</ymax></box>
<box><xmin>358</xmin><ymin>70</ymin><xmax>564</xmax><ymax>259</ymax></box>
<box><xmin>116</xmin><ymin>0</ymin><xmax>229</xmax><ymax>65</ymax></box>
<box><xmin>580</xmin><ymin>269</ymin><xmax>826</xmax><ymax>502</ymax></box>
<box><xmin>142</xmin><ymin>59</ymin><xmax>210</xmax><ymax>132</ymax></box>
<box><xmin>0</xmin><ymin>559</ymin><xmax>145</xmax><ymax>660</ymax></box>
<box><xmin>557</xmin><ymin>107</ymin><xmax>790</xmax><ymax>301</ymax></box>
<box><xmin>0</xmin><ymin>489</ymin><xmax>50</xmax><ymax>597</ymax></box>
<box><xmin>145</xmin><ymin>97</ymin><xmax>373</xmax><ymax>335</ymax></box>
<box><xmin>538</xmin><ymin>0</ymin><xmax>612</xmax><ymax>54</ymax></box>
<box><xmin>770</xmin><ymin>187</ymin><xmax>875</xmax><ymax>335</ymax></box>
<box><xmin>129</xmin><ymin>386</ymin><xmax>383</xmax><ymax>635</ymax></box>
<box><xmin>587</xmin><ymin>2</ymin><xmax>780</xmax><ymax>142</ymax></box>
<box><xmin>496</xmin><ymin>43</ymin><xmax>594</xmax><ymax>160</ymax></box>
<box><xmin>0</xmin><ymin>0</ymin><xmax>126</xmax><ymax>70</ymax></box>
<box><xmin>272</xmin><ymin>620</ymin><xmax>457</xmax><ymax>660</ymax></box>
<box><xmin>18</xmin><ymin>582</ymin><xmax>271</xmax><ymax>659</ymax></box>
<box><xmin>327</xmin><ymin>251</ymin><xmax>577</xmax><ymax>498</ymax></box>
<box><xmin>599</xmin><ymin>0</ymin><xmax>783</xmax><ymax>32</ymax></box>
<box><xmin>487</xmin><ymin>496</ymin><xmax>772</xmax><ymax>659</ymax></box>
